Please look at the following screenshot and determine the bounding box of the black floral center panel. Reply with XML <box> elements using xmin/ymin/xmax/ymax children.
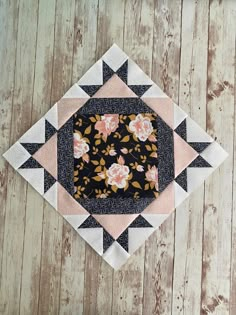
<box><xmin>73</xmin><ymin>112</ymin><xmax>159</xmax><ymax>200</ymax></box>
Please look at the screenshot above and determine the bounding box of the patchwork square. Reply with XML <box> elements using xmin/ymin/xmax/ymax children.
<box><xmin>3</xmin><ymin>44</ymin><xmax>228</xmax><ymax>269</ymax></box>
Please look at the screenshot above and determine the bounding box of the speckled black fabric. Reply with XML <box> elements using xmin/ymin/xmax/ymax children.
<box><xmin>103</xmin><ymin>229</ymin><xmax>114</xmax><ymax>252</ymax></box>
<box><xmin>116</xmin><ymin>60</ymin><xmax>128</xmax><ymax>84</ymax></box>
<box><xmin>21</xmin><ymin>143</ymin><xmax>43</xmax><ymax>155</ymax></box>
<box><xmin>175</xmin><ymin>119</ymin><xmax>187</xmax><ymax>141</ymax></box>
<box><xmin>19</xmin><ymin>156</ymin><xmax>42</xmax><ymax>168</ymax></box>
<box><xmin>77</xmin><ymin>197</ymin><xmax>155</xmax><ymax>214</ymax></box>
<box><xmin>188</xmin><ymin>142</ymin><xmax>211</xmax><ymax>153</ymax></box>
<box><xmin>77</xmin><ymin>98</ymin><xmax>155</xmax><ymax>115</ymax></box>
<box><xmin>103</xmin><ymin>61</ymin><xmax>114</xmax><ymax>83</ymax></box>
<box><xmin>128</xmin><ymin>85</ymin><xmax>152</xmax><ymax>97</ymax></box>
<box><xmin>129</xmin><ymin>215</ymin><xmax>152</xmax><ymax>228</ymax></box>
<box><xmin>45</xmin><ymin>120</ymin><xmax>57</xmax><ymax>142</ymax></box>
<box><xmin>175</xmin><ymin>169</ymin><xmax>187</xmax><ymax>192</ymax></box>
<box><xmin>79</xmin><ymin>215</ymin><xmax>102</xmax><ymax>228</ymax></box>
<box><xmin>188</xmin><ymin>155</ymin><xmax>211</xmax><ymax>167</ymax></box>
<box><xmin>57</xmin><ymin>117</ymin><xmax>74</xmax><ymax>195</ymax></box>
<box><xmin>116</xmin><ymin>229</ymin><xmax>128</xmax><ymax>251</ymax></box>
<box><xmin>44</xmin><ymin>169</ymin><xmax>56</xmax><ymax>193</ymax></box>
<box><xmin>157</xmin><ymin>116</ymin><xmax>175</xmax><ymax>192</ymax></box>
<box><xmin>79</xmin><ymin>85</ymin><xmax>101</xmax><ymax>97</ymax></box>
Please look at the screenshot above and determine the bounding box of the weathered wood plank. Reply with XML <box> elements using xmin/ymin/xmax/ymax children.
<box><xmin>230</xmin><ymin>8</ymin><xmax>236</xmax><ymax>312</ymax></box>
<box><xmin>201</xmin><ymin>0</ymin><xmax>235</xmax><ymax>314</ymax></box>
<box><xmin>59</xmin><ymin>1</ymin><xmax>98</xmax><ymax>314</ymax></box>
<box><xmin>96</xmin><ymin>0</ymin><xmax>125</xmax><ymax>55</ymax></box>
<box><xmin>38</xmin><ymin>204</ymin><xmax>63</xmax><ymax>314</ymax></box>
<box><xmin>81</xmin><ymin>1</ymin><xmax>123</xmax><ymax>313</ymax></box>
<box><xmin>38</xmin><ymin>0</ymin><xmax>76</xmax><ymax>313</ymax></box>
<box><xmin>110</xmin><ymin>1</ymin><xmax>154</xmax><ymax>314</ymax></box>
<box><xmin>0</xmin><ymin>0</ymin><xmax>39</xmax><ymax>313</ymax></box>
<box><xmin>19</xmin><ymin>0</ymin><xmax>56</xmax><ymax>314</ymax></box>
<box><xmin>124</xmin><ymin>0</ymin><xmax>154</xmax><ymax>74</ymax></box>
<box><xmin>172</xmin><ymin>1</ymin><xmax>209</xmax><ymax>314</ymax></box>
<box><xmin>0</xmin><ymin>0</ymin><xmax>19</xmax><ymax>288</ymax></box>
<box><xmin>72</xmin><ymin>0</ymin><xmax>98</xmax><ymax>82</ymax></box>
<box><xmin>83</xmin><ymin>247</ymin><xmax>113</xmax><ymax>315</ymax></box>
<box><xmin>151</xmin><ymin>0</ymin><xmax>182</xmax><ymax>104</ymax></box>
<box><xmin>143</xmin><ymin>1</ymin><xmax>182</xmax><ymax>314</ymax></box>
<box><xmin>59</xmin><ymin>222</ymin><xmax>86</xmax><ymax>315</ymax></box>
<box><xmin>230</xmin><ymin>28</ymin><xmax>236</xmax><ymax>313</ymax></box>
<box><xmin>51</xmin><ymin>0</ymin><xmax>76</xmax><ymax>102</ymax></box>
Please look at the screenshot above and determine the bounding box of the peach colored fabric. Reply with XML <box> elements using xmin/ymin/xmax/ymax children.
<box><xmin>174</xmin><ymin>132</ymin><xmax>198</xmax><ymax>177</ymax></box>
<box><xmin>142</xmin><ymin>97</ymin><xmax>174</xmax><ymax>128</ymax></box>
<box><xmin>57</xmin><ymin>98</ymin><xmax>89</xmax><ymax>129</ymax></box>
<box><xmin>93</xmin><ymin>214</ymin><xmax>138</xmax><ymax>239</ymax></box>
<box><xmin>143</xmin><ymin>182</ymin><xmax>174</xmax><ymax>214</ymax></box>
<box><xmin>57</xmin><ymin>183</ymin><xmax>89</xmax><ymax>215</ymax></box>
<box><xmin>33</xmin><ymin>133</ymin><xmax>57</xmax><ymax>179</ymax></box>
<box><xmin>92</xmin><ymin>74</ymin><xmax>137</xmax><ymax>98</ymax></box>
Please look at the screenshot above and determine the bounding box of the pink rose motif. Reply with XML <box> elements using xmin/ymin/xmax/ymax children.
<box><xmin>106</xmin><ymin>163</ymin><xmax>130</xmax><ymax>189</ymax></box>
<box><xmin>136</xmin><ymin>165</ymin><xmax>144</xmax><ymax>172</ymax></box>
<box><xmin>121</xmin><ymin>148</ymin><xmax>128</xmax><ymax>154</ymax></box>
<box><xmin>109</xmin><ymin>149</ymin><xmax>117</xmax><ymax>156</ymax></box>
<box><xmin>129</xmin><ymin>114</ymin><xmax>154</xmax><ymax>141</ymax></box>
<box><xmin>145</xmin><ymin>165</ymin><xmax>159</xmax><ymax>191</ymax></box>
<box><xmin>73</xmin><ymin>133</ymin><xmax>89</xmax><ymax>159</ymax></box>
<box><xmin>95</xmin><ymin>114</ymin><xmax>119</xmax><ymax>138</ymax></box>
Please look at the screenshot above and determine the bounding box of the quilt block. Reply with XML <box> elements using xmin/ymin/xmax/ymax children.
<box><xmin>3</xmin><ymin>44</ymin><xmax>228</xmax><ymax>269</ymax></box>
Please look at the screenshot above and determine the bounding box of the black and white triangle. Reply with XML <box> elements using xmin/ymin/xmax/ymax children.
<box><xmin>174</xmin><ymin>116</ymin><xmax>213</xmax><ymax>193</ymax></box>
<box><xmin>79</xmin><ymin>60</ymin><xmax>152</xmax><ymax>97</ymax></box>
<box><xmin>17</xmin><ymin>118</ymin><xmax>57</xmax><ymax>194</ymax></box>
<box><xmin>78</xmin><ymin>214</ymin><xmax>154</xmax><ymax>255</ymax></box>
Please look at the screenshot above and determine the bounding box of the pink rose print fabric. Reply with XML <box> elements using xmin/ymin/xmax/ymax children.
<box><xmin>95</xmin><ymin>114</ymin><xmax>119</xmax><ymax>139</ymax></box>
<box><xmin>73</xmin><ymin>113</ymin><xmax>159</xmax><ymax>199</ymax></box>
<box><xmin>129</xmin><ymin>113</ymin><xmax>154</xmax><ymax>141</ymax></box>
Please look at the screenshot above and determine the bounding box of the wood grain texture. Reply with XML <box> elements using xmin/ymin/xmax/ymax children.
<box><xmin>143</xmin><ymin>1</ymin><xmax>181</xmax><ymax>314</ymax></box>
<box><xmin>19</xmin><ymin>1</ymin><xmax>56</xmax><ymax>313</ymax></box>
<box><xmin>0</xmin><ymin>0</ymin><xmax>235</xmax><ymax>314</ymax></box>
<box><xmin>202</xmin><ymin>1</ymin><xmax>235</xmax><ymax>314</ymax></box>
<box><xmin>172</xmin><ymin>1</ymin><xmax>209</xmax><ymax>314</ymax></box>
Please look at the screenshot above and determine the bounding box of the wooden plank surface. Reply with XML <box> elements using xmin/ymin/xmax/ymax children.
<box><xmin>0</xmin><ymin>0</ymin><xmax>235</xmax><ymax>314</ymax></box>
<box><xmin>201</xmin><ymin>1</ymin><xmax>235</xmax><ymax>314</ymax></box>
<box><xmin>0</xmin><ymin>0</ymin><xmax>39</xmax><ymax>313</ymax></box>
<box><xmin>172</xmin><ymin>1</ymin><xmax>209</xmax><ymax>314</ymax></box>
<box><xmin>143</xmin><ymin>1</ymin><xmax>182</xmax><ymax>314</ymax></box>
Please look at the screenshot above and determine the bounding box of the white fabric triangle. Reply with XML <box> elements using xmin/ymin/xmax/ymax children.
<box><xmin>3</xmin><ymin>142</ymin><xmax>31</xmax><ymax>170</ymax></box>
<box><xmin>173</xmin><ymin>181</ymin><xmax>189</xmax><ymax>208</ymax></box>
<box><xmin>78</xmin><ymin>227</ymin><xmax>103</xmax><ymax>256</ymax></box>
<box><xmin>128</xmin><ymin>59</ymin><xmax>153</xmax><ymax>85</ymax></box>
<box><xmin>63</xmin><ymin>83</ymin><xmax>89</xmax><ymax>98</ymax></box>
<box><xmin>128</xmin><ymin>227</ymin><xmax>154</xmax><ymax>255</ymax></box>
<box><xmin>44</xmin><ymin>103</ymin><xmax>58</xmax><ymax>130</ymax></box>
<box><xmin>174</xmin><ymin>103</ymin><xmax>188</xmax><ymax>129</ymax></box>
<box><xmin>187</xmin><ymin>168</ymin><xmax>214</xmax><ymax>193</ymax></box>
<box><xmin>19</xmin><ymin>117</ymin><xmax>45</xmax><ymax>143</ymax></box>
<box><xmin>78</xmin><ymin>59</ymin><xmax>103</xmax><ymax>85</ymax></box>
<box><xmin>102</xmin><ymin>43</ymin><xmax>128</xmax><ymax>71</ymax></box>
<box><xmin>44</xmin><ymin>182</ymin><xmax>58</xmax><ymax>209</ymax></box>
<box><xmin>102</xmin><ymin>241</ymin><xmax>130</xmax><ymax>270</ymax></box>
<box><xmin>141</xmin><ymin>84</ymin><xmax>167</xmax><ymax>98</ymax></box>
<box><xmin>142</xmin><ymin>214</ymin><xmax>169</xmax><ymax>228</ymax></box>
<box><xmin>18</xmin><ymin>168</ymin><xmax>44</xmax><ymax>195</ymax></box>
<box><xmin>201</xmin><ymin>141</ymin><xmax>228</xmax><ymax>168</ymax></box>
<box><xmin>64</xmin><ymin>214</ymin><xmax>89</xmax><ymax>230</ymax></box>
<box><xmin>186</xmin><ymin>117</ymin><xmax>213</xmax><ymax>142</ymax></box>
